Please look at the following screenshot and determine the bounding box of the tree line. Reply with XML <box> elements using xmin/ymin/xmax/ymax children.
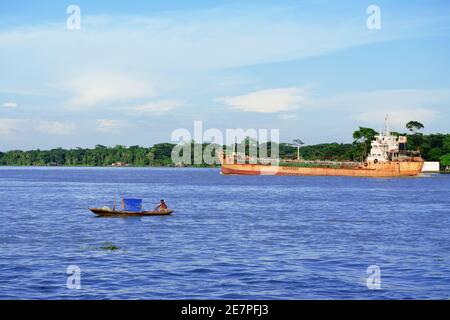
<box><xmin>0</xmin><ymin>144</ymin><xmax>175</xmax><ymax>167</ymax></box>
<box><xmin>1</xmin><ymin>122</ymin><xmax>449</xmax><ymax>169</ymax></box>
<box><xmin>349</xmin><ymin>121</ymin><xmax>450</xmax><ymax>169</ymax></box>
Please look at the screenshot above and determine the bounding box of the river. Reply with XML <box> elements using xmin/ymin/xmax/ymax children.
<box><xmin>0</xmin><ymin>167</ymin><xmax>449</xmax><ymax>299</ymax></box>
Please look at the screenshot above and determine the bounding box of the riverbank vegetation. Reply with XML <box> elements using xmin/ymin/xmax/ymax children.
<box><xmin>1</xmin><ymin>122</ymin><xmax>449</xmax><ymax>169</ymax></box>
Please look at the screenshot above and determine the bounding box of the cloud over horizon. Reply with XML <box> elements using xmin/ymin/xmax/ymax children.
<box><xmin>0</xmin><ymin>118</ymin><xmax>24</xmax><ymax>135</ymax></box>
<box><xmin>96</xmin><ymin>119</ymin><xmax>127</xmax><ymax>133</ymax></box>
<box><xmin>36</xmin><ymin>121</ymin><xmax>76</xmax><ymax>135</ymax></box>
<box><xmin>304</xmin><ymin>89</ymin><xmax>449</xmax><ymax>130</ymax></box>
<box><xmin>0</xmin><ymin>1</ymin><xmax>449</xmax><ymax>149</ymax></box>
<box><xmin>133</xmin><ymin>100</ymin><xmax>184</xmax><ymax>113</ymax></box>
<box><xmin>59</xmin><ymin>73</ymin><xmax>156</xmax><ymax>108</ymax></box>
<box><xmin>216</xmin><ymin>88</ymin><xmax>305</xmax><ymax>113</ymax></box>
<box><xmin>2</xmin><ymin>102</ymin><xmax>18</xmax><ymax>108</ymax></box>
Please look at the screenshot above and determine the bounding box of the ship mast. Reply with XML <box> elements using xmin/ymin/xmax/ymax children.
<box><xmin>384</xmin><ymin>114</ymin><xmax>389</xmax><ymax>135</ymax></box>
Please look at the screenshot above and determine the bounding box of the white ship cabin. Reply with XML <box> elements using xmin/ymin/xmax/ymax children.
<box><xmin>366</xmin><ymin>129</ymin><xmax>406</xmax><ymax>163</ymax></box>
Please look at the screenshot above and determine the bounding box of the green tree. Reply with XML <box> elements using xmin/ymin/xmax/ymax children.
<box><xmin>428</xmin><ymin>148</ymin><xmax>444</xmax><ymax>161</ymax></box>
<box><xmin>289</xmin><ymin>139</ymin><xmax>304</xmax><ymax>160</ymax></box>
<box><xmin>443</xmin><ymin>136</ymin><xmax>450</xmax><ymax>153</ymax></box>
<box><xmin>405</xmin><ymin>121</ymin><xmax>425</xmax><ymax>150</ymax></box>
<box><xmin>352</xmin><ymin>127</ymin><xmax>378</xmax><ymax>161</ymax></box>
<box><xmin>440</xmin><ymin>154</ymin><xmax>450</xmax><ymax>171</ymax></box>
<box><xmin>406</xmin><ymin>121</ymin><xmax>424</xmax><ymax>133</ymax></box>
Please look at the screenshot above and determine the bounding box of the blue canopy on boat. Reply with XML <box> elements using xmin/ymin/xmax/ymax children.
<box><xmin>122</xmin><ymin>198</ymin><xmax>142</xmax><ymax>212</ymax></box>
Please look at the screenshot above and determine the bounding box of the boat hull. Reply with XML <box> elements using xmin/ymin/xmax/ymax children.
<box><xmin>221</xmin><ymin>160</ymin><xmax>424</xmax><ymax>177</ymax></box>
<box><xmin>89</xmin><ymin>208</ymin><xmax>173</xmax><ymax>216</ymax></box>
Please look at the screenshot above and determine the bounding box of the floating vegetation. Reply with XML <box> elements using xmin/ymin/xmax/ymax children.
<box><xmin>81</xmin><ymin>242</ymin><xmax>121</xmax><ymax>252</ymax></box>
<box><xmin>100</xmin><ymin>242</ymin><xmax>120</xmax><ymax>251</ymax></box>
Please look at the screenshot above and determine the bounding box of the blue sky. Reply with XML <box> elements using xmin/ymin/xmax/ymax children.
<box><xmin>1</xmin><ymin>0</ymin><xmax>450</xmax><ymax>150</ymax></box>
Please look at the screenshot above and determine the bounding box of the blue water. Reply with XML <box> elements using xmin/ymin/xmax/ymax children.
<box><xmin>0</xmin><ymin>167</ymin><xmax>449</xmax><ymax>299</ymax></box>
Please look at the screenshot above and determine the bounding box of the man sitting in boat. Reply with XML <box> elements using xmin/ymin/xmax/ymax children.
<box><xmin>155</xmin><ymin>199</ymin><xmax>168</xmax><ymax>211</ymax></box>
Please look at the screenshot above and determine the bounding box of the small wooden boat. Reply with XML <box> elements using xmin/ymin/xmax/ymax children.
<box><xmin>89</xmin><ymin>208</ymin><xmax>173</xmax><ymax>217</ymax></box>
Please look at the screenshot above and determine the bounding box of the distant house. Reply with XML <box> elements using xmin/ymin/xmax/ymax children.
<box><xmin>422</xmin><ymin>161</ymin><xmax>440</xmax><ymax>173</ymax></box>
<box><xmin>111</xmin><ymin>162</ymin><xmax>129</xmax><ymax>167</ymax></box>
<box><xmin>47</xmin><ymin>162</ymin><xmax>59</xmax><ymax>167</ymax></box>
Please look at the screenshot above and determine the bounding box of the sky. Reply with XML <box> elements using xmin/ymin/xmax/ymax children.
<box><xmin>1</xmin><ymin>0</ymin><xmax>450</xmax><ymax>150</ymax></box>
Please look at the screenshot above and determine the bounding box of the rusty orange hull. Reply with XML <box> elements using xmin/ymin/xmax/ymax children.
<box><xmin>221</xmin><ymin>160</ymin><xmax>424</xmax><ymax>177</ymax></box>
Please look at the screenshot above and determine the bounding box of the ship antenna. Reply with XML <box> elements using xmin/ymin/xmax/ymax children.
<box><xmin>234</xmin><ymin>136</ymin><xmax>237</xmax><ymax>163</ymax></box>
<box><xmin>384</xmin><ymin>114</ymin><xmax>389</xmax><ymax>134</ymax></box>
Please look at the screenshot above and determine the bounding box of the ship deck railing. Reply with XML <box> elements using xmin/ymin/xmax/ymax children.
<box><xmin>278</xmin><ymin>160</ymin><xmax>362</xmax><ymax>168</ymax></box>
<box><xmin>226</xmin><ymin>156</ymin><xmax>363</xmax><ymax>167</ymax></box>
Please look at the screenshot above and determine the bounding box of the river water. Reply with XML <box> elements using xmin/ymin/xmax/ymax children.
<box><xmin>0</xmin><ymin>167</ymin><xmax>449</xmax><ymax>299</ymax></box>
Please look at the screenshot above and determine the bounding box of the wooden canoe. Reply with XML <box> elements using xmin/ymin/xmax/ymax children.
<box><xmin>89</xmin><ymin>208</ymin><xmax>173</xmax><ymax>217</ymax></box>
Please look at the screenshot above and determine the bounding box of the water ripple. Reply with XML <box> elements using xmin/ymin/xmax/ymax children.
<box><xmin>0</xmin><ymin>167</ymin><xmax>449</xmax><ymax>299</ymax></box>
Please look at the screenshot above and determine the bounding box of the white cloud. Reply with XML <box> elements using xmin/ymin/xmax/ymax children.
<box><xmin>0</xmin><ymin>5</ymin><xmax>432</xmax><ymax>81</ymax></box>
<box><xmin>2</xmin><ymin>102</ymin><xmax>17</xmax><ymax>108</ymax></box>
<box><xmin>0</xmin><ymin>6</ymin><xmax>449</xmax><ymax>148</ymax></box>
<box><xmin>0</xmin><ymin>118</ymin><xmax>24</xmax><ymax>135</ymax></box>
<box><xmin>354</xmin><ymin>109</ymin><xmax>438</xmax><ymax>129</ymax></box>
<box><xmin>134</xmin><ymin>100</ymin><xmax>184</xmax><ymax>113</ymax></box>
<box><xmin>278</xmin><ymin>113</ymin><xmax>298</xmax><ymax>120</ymax></box>
<box><xmin>216</xmin><ymin>88</ymin><xmax>446</xmax><ymax>127</ymax></box>
<box><xmin>36</xmin><ymin>121</ymin><xmax>75</xmax><ymax>135</ymax></box>
<box><xmin>96</xmin><ymin>119</ymin><xmax>126</xmax><ymax>133</ymax></box>
<box><xmin>216</xmin><ymin>88</ymin><xmax>304</xmax><ymax>113</ymax></box>
<box><xmin>308</xmin><ymin>89</ymin><xmax>450</xmax><ymax>111</ymax></box>
<box><xmin>301</xmin><ymin>89</ymin><xmax>449</xmax><ymax>129</ymax></box>
<box><xmin>61</xmin><ymin>73</ymin><xmax>156</xmax><ymax>108</ymax></box>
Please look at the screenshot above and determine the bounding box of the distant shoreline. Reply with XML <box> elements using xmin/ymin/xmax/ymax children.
<box><xmin>1</xmin><ymin>131</ymin><xmax>449</xmax><ymax>168</ymax></box>
<box><xmin>0</xmin><ymin>164</ymin><xmax>219</xmax><ymax>168</ymax></box>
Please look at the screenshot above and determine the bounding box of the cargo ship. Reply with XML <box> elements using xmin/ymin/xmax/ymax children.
<box><xmin>220</xmin><ymin>125</ymin><xmax>424</xmax><ymax>177</ymax></box>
